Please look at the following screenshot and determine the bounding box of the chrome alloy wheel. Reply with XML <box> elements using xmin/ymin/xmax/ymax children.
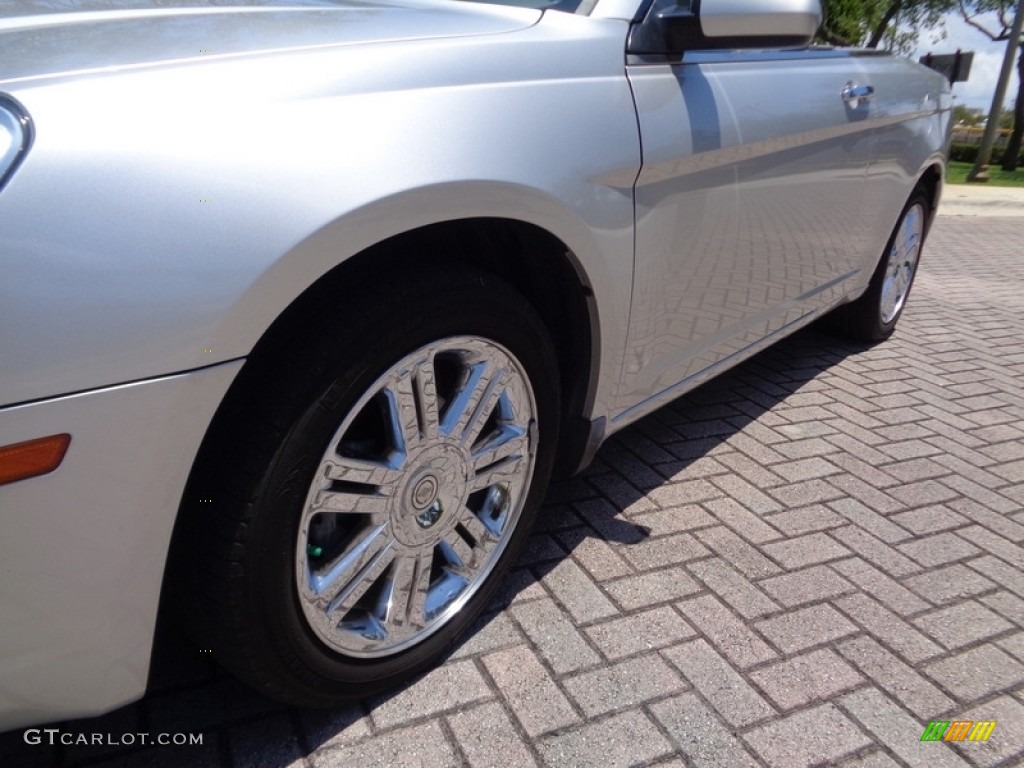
<box><xmin>295</xmin><ymin>336</ymin><xmax>537</xmax><ymax>657</ymax></box>
<box><xmin>879</xmin><ymin>202</ymin><xmax>924</xmax><ymax>325</ymax></box>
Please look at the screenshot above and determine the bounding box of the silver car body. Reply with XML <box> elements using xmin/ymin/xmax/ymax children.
<box><xmin>0</xmin><ymin>0</ymin><xmax>949</xmax><ymax>729</ymax></box>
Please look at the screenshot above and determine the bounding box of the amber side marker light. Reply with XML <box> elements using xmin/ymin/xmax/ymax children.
<box><xmin>0</xmin><ymin>434</ymin><xmax>71</xmax><ymax>486</ymax></box>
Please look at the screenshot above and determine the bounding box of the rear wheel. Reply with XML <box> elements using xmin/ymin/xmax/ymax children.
<box><xmin>190</xmin><ymin>266</ymin><xmax>558</xmax><ymax>705</ymax></box>
<box><xmin>828</xmin><ymin>188</ymin><xmax>930</xmax><ymax>341</ymax></box>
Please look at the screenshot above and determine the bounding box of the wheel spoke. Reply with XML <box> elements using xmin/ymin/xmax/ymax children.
<box><xmin>413</xmin><ymin>356</ymin><xmax>441</xmax><ymax>442</ymax></box>
<box><xmin>382</xmin><ymin>551</ymin><xmax>433</xmax><ymax>635</ymax></box>
<box><xmin>339</xmin><ymin>613</ymin><xmax>388</xmax><ymax>644</ymax></box>
<box><xmin>312</xmin><ymin>485</ymin><xmax>390</xmax><ymax>517</ymax></box>
<box><xmin>470</xmin><ymin>452</ymin><xmax>525</xmax><ymax>492</ymax></box>
<box><xmin>897</xmin><ymin>266</ymin><xmax>910</xmax><ymax>294</ymax></box>
<box><xmin>441</xmin><ymin>360</ymin><xmax>507</xmax><ymax>446</ymax></box>
<box><xmin>423</xmin><ymin>569</ymin><xmax>470</xmax><ymax>620</ymax></box>
<box><xmin>324</xmin><ymin>456</ymin><xmax>404</xmax><ymax>488</ymax></box>
<box><xmin>901</xmin><ymin>210</ymin><xmax>921</xmax><ymax>253</ymax></box>
<box><xmin>438</xmin><ymin>507</ymin><xmax>500</xmax><ymax>578</ymax></box>
<box><xmin>440</xmin><ymin>528</ymin><xmax>475</xmax><ymax>570</ymax></box>
<box><xmin>453</xmin><ymin>504</ymin><xmax>500</xmax><ymax>551</ymax></box>
<box><xmin>326</xmin><ymin>547</ymin><xmax>395</xmax><ymax>617</ymax></box>
<box><xmin>307</xmin><ymin>523</ymin><xmax>395</xmax><ymax>611</ymax></box>
<box><xmin>383</xmin><ymin>371</ymin><xmax>422</xmax><ymax>457</ymax></box>
<box><xmin>463</xmin><ymin>369</ymin><xmax>510</xmax><ymax>448</ymax></box>
<box><xmin>471</xmin><ymin>427</ymin><xmax>528</xmax><ymax>479</ymax></box>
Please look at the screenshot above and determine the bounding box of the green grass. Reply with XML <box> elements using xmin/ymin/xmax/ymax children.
<box><xmin>946</xmin><ymin>161</ymin><xmax>1024</xmax><ymax>187</ymax></box>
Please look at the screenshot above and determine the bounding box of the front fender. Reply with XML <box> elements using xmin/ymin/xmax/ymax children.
<box><xmin>0</xmin><ymin>15</ymin><xmax>640</xmax><ymax>416</ymax></box>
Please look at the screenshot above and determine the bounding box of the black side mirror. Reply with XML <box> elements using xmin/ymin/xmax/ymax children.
<box><xmin>628</xmin><ymin>0</ymin><xmax>821</xmax><ymax>57</ymax></box>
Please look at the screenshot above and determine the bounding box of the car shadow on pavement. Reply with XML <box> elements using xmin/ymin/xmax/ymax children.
<box><xmin>0</xmin><ymin>324</ymin><xmax>871</xmax><ymax>768</ymax></box>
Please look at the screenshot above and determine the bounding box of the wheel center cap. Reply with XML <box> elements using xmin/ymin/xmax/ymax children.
<box><xmin>392</xmin><ymin>445</ymin><xmax>469</xmax><ymax>547</ymax></box>
<box><xmin>411</xmin><ymin>475</ymin><xmax>439</xmax><ymax>510</ymax></box>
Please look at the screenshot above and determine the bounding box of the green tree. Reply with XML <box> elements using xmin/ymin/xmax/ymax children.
<box><xmin>953</xmin><ymin>103</ymin><xmax>986</xmax><ymax>123</ymax></box>
<box><xmin>961</xmin><ymin>0</ymin><xmax>1023</xmax><ymax>171</ymax></box>
<box><xmin>820</xmin><ymin>0</ymin><xmax>956</xmax><ymax>53</ymax></box>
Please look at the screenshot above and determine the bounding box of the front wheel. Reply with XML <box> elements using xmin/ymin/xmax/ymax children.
<box><xmin>190</xmin><ymin>267</ymin><xmax>559</xmax><ymax>705</ymax></box>
<box><xmin>828</xmin><ymin>188</ymin><xmax>930</xmax><ymax>341</ymax></box>
<box><xmin>295</xmin><ymin>335</ymin><xmax>539</xmax><ymax>660</ymax></box>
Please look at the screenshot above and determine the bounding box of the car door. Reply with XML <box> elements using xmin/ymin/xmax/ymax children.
<box><xmin>853</xmin><ymin>54</ymin><xmax>950</xmax><ymax>264</ymax></box>
<box><xmin>616</xmin><ymin>10</ymin><xmax>876</xmax><ymax>417</ymax></box>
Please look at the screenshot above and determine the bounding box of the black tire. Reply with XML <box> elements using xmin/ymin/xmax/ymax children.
<box><xmin>186</xmin><ymin>265</ymin><xmax>559</xmax><ymax>706</ymax></box>
<box><xmin>827</xmin><ymin>187</ymin><xmax>931</xmax><ymax>342</ymax></box>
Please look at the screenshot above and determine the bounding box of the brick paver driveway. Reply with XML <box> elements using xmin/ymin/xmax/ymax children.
<box><xmin>3</xmin><ymin>213</ymin><xmax>1023</xmax><ymax>768</ymax></box>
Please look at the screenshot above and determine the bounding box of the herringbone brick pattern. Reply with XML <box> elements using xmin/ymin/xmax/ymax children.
<box><xmin>2</xmin><ymin>215</ymin><xmax>1022</xmax><ymax>767</ymax></box>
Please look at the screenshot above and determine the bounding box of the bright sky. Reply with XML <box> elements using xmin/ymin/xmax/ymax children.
<box><xmin>911</xmin><ymin>10</ymin><xmax>1020</xmax><ymax>112</ymax></box>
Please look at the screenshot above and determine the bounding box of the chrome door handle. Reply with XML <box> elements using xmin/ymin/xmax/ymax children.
<box><xmin>842</xmin><ymin>82</ymin><xmax>874</xmax><ymax>104</ymax></box>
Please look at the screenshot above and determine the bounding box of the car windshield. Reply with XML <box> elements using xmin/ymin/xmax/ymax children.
<box><xmin>458</xmin><ymin>0</ymin><xmax>586</xmax><ymax>14</ymax></box>
<box><xmin>4</xmin><ymin>0</ymin><xmax>588</xmax><ymax>15</ymax></box>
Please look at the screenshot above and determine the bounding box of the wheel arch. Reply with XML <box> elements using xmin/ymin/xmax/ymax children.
<box><xmin>251</xmin><ymin>217</ymin><xmax>599</xmax><ymax>474</ymax></box>
<box><xmin>177</xmin><ymin>216</ymin><xmax>600</xmax><ymax>524</ymax></box>
<box><xmin>916</xmin><ymin>160</ymin><xmax>944</xmax><ymax>224</ymax></box>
